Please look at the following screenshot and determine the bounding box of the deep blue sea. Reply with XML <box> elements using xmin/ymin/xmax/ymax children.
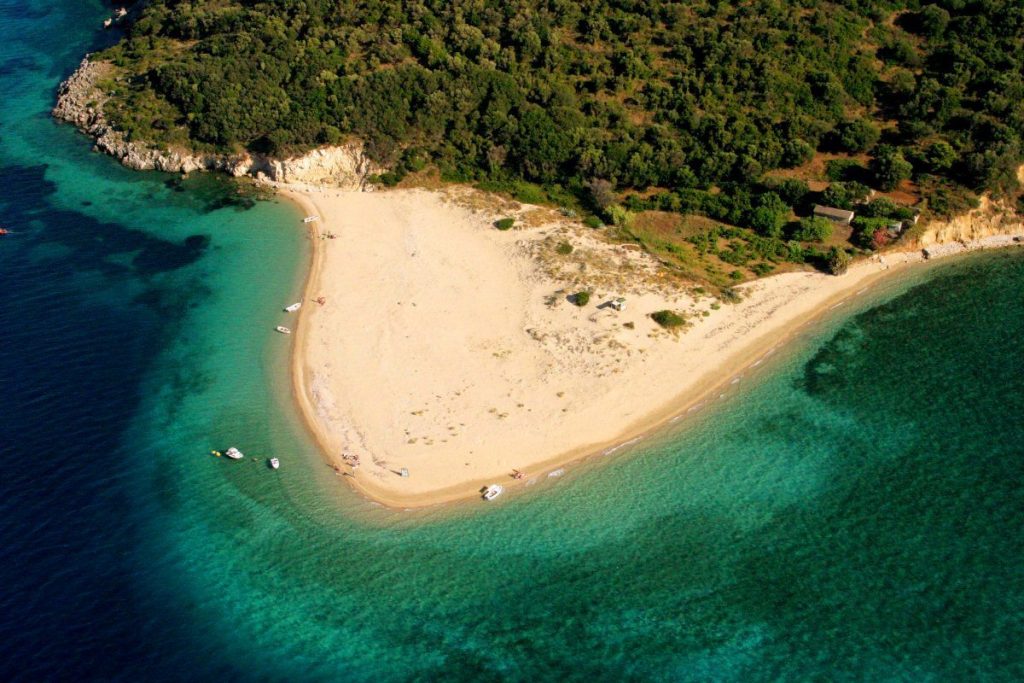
<box><xmin>2</xmin><ymin>2</ymin><xmax>1023</xmax><ymax>681</ymax></box>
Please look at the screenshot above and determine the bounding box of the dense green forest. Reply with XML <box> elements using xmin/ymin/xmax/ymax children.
<box><xmin>96</xmin><ymin>0</ymin><xmax>1023</xmax><ymax>272</ymax></box>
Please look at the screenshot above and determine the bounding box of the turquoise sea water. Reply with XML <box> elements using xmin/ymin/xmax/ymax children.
<box><xmin>3</xmin><ymin>2</ymin><xmax>1024</xmax><ymax>680</ymax></box>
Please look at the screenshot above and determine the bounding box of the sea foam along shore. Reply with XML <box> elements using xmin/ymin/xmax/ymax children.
<box><xmin>280</xmin><ymin>184</ymin><xmax>1024</xmax><ymax>509</ymax></box>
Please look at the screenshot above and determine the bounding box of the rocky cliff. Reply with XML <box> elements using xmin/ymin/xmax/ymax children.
<box><xmin>53</xmin><ymin>57</ymin><xmax>381</xmax><ymax>189</ymax></box>
<box><xmin>915</xmin><ymin>195</ymin><xmax>1024</xmax><ymax>247</ymax></box>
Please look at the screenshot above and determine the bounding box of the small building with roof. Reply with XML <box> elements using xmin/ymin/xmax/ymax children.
<box><xmin>813</xmin><ymin>204</ymin><xmax>855</xmax><ymax>225</ymax></box>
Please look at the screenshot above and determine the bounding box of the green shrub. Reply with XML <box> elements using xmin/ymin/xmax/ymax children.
<box><xmin>494</xmin><ymin>217</ymin><xmax>515</xmax><ymax>231</ymax></box>
<box><xmin>827</xmin><ymin>247</ymin><xmax>852</xmax><ymax>275</ymax></box>
<box><xmin>859</xmin><ymin>197</ymin><xmax>898</xmax><ymax>218</ymax></box>
<box><xmin>820</xmin><ymin>182</ymin><xmax>870</xmax><ymax>210</ymax></box>
<box><xmin>851</xmin><ymin>216</ymin><xmax>892</xmax><ymax>247</ymax></box>
<box><xmin>651</xmin><ymin>309</ymin><xmax>686</xmax><ymax>328</ymax></box>
<box><xmin>719</xmin><ymin>288</ymin><xmax>742</xmax><ymax>304</ymax></box>
<box><xmin>583</xmin><ymin>215</ymin><xmax>604</xmax><ymax>229</ymax></box>
<box><xmin>832</xmin><ymin>118</ymin><xmax>880</xmax><ymax>153</ymax></box>
<box><xmin>477</xmin><ymin>180</ymin><xmax>548</xmax><ymax>205</ymax></box>
<box><xmin>772</xmin><ymin>179</ymin><xmax>811</xmax><ymax>206</ymax></box>
<box><xmin>572</xmin><ymin>291</ymin><xmax>591</xmax><ymax>307</ymax></box>
<box><xmin>555</xmin><ymin>241</ymin><xmax>573</xmax><ymax>255</ymax></box>
<box><xmin>825</xmin><ymin>159</ymin><xmax>864</xmax><ymax>182</ymax></box>
<box><xmin>605</xmin><ymin>204</ymin><xmax>632</xmax><ymax>228</ymax></box>
<box><xmin>793</xmin><ymin>216</ymin><xmax>834</xmax><ymax>242</ymax></box>
<box><xmin>870</xmin><ymin>145</ymin><xmax>913</xmax><ymax>191</ymax></box>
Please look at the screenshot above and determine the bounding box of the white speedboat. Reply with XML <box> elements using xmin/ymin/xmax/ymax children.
<box><xmin>302</xmin><ymin>215</ymin><xmax>319</xmax><ymax>223</ymax></box>
<box><xmin>269</xmin><ymin>458</ymin><xmax>280</xmax><ymax>470</ymax></box>
<box><xmin>482</xmin><ymin>484</ymin><xmax>503</xmax><ymax>501</ymax></box>
<box><xmin>224</xmin><ymin>447</ymin><xmax>244</xmax><ymax>460</ymax></box>
<box><xmin>284</xmin><ymin>302</ymin><xmax>302</xmax><ymax>312</ymax></box>
<box><xmin>275</xmin><ymin>326</ymin><xmax>292</xmax><ymax>334</ymax></box>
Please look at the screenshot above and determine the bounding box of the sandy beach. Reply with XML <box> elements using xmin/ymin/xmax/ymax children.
<box><xmin>281</xmin><ymin>186</ymin><xmax>1021</xmax><ymax>508</ymax></box>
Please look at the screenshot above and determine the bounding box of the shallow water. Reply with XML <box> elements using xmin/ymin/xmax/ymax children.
<box><xmin>2</xmin><ymin>2</ymin><xmax>1023</xmax><ymax>681</ymax></box>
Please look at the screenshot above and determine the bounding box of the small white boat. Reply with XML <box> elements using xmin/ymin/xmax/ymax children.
<box><xmin>224</xmin><ymin>447</ymin><xmax>244</xmax><ymax>460</ymax></box>
<box><xmin>303</xmin><ymin>215</ymin><xmax>319</xmax><ymax>223</ymax></box>
<box><xmin>284</xmin><ymin>302</ymin><xmax>302</xmax><ymax>312</ymax></box>
<box><xmin>482</xmin><ymin>484</ymin><xmax>503</xmax><ymax>501</ymax></box>
<box><xmin>275</xmin><ymin>326</ymin><xmax>292</xmax><ymax>334</ymax></box>
<box><xmin>269</xmin><ymin>458</ymin><xmax>280</xmax><ymax>470</ymax></box>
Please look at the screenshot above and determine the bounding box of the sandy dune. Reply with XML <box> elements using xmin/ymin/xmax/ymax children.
<box><xmin>280</xmin><ymin>186</ymin><xmax>1014</xmax><ymax>508</ymax></box>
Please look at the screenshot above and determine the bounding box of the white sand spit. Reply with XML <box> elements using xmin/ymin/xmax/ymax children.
<box><xmin>280</xmin><ymin>186</ymin><xmax>1017</xmax><ymax>507</ymax></box>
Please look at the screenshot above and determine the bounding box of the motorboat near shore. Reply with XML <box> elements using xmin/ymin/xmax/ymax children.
<box><xmin>275</xmin><ymin>326</ymin><xmax>292</xmax><ymax>334</ymax></box>
<box><xmin>303</xmin><ymin>215</ymin><xmax>319</xmax><ymax>223</ymax></box>
<box><xmin>269</xmin><ymin>458</ymin><xmax>280</xmax><ymax>470</ymax></box>
<box><xmin>224</xmin><ymin>447</ymin><xmax>244</xmax><ymax>460</ymax></box>
<box><xmin>482</xmin><ymin>484</ymin><xmax>504</xmax><ymax>501</ymax></box>
<box><xmin>284</xmin><ymin>302</ymin><xmax>302</xmax><ymax>312</ymax></box>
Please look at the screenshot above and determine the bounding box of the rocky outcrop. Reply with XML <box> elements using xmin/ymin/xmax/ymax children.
<box><xmin>53</xmin><ymin>56</ymin><xmax>382</xmax><ymax>189</ymax></box>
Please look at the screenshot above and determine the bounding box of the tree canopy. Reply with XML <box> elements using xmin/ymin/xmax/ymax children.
<box><xmin>98</xmin><ymin>0</ymin><xmax>1024</xmax><ymax>213</ymax></box>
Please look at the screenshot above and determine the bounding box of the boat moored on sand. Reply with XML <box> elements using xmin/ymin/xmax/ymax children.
<box><xmin>284</xmin><ymin>302</ymin><xmax>302</xmax><ymax>312</ymax></box>
<box><xmin>482</xmin><ymin>484</ymin><xmax>503</xmax><ymax>501</ymax></box>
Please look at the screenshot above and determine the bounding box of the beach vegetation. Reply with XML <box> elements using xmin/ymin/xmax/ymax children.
<box><xmin>583</xmin><ymin>216</ymin><xmax>604</xmax><ymax>230</ymax></box>
<box><xmin>494</xmin><ymin>217</ymin><xmax>515</xmax><ymax>231</ymax></box>
<box><xmin>719</xmin><ymin>288</ymin><xmax>742</xmax><ymax>304</ymax></box>
<box><xmin>605</xmin><ymin>205</ymin><xmax>632</xmax><ymax>229</ymax></box>
<box><xmin>651</xmin><ymin>310</ymin><xmax>686</xmax><ymax>329</ymax></box>
<box><xmin>827</xmin><ymin>247</ymin><xmax>852</xmax><ymax>276</ymax></box>
<box><xmin>587</xmin><ymin>179</ymin><xmax>616</xmax><ymax>212</ymax></box>
<box><xmin>555</xmin><ymin>241</ymin><xmax>574</xmax><ymax>255</ymax></box>
<box><xmin>571</xmin><ymin>291</ymin><xmax>591</xmax><ymax>307</ymax></box>
<box><xmin>476</xmin><ymin>180</ymin><xmax>550</xmax><ymax>206</ymax></box>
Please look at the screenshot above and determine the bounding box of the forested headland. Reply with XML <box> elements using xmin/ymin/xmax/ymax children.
<box><xmin>91</xmin><ymin>0</ymin><xmax>1024</xmax><ymax>282</ymax></box>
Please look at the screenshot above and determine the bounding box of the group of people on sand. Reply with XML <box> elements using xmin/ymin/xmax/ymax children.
<box><xmin>511</xmin><ymin>469</ymin><xmax>525</xmax><ymax>480</ymax></box>
<box><xmin>331</xmin><ymin>451</ymin><xmax>361</xmax><ymax>476</ymax></box>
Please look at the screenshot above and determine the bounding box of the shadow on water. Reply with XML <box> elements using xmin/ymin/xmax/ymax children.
<box><xmin>0</xmin><ymin>138</ymin><xmax>262</xmax><ymax>678</ymax></box>
<box><xmin>1</xmin><ymin>164</ymin><xmax>212</xmax><ymax>277</ymax></box>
